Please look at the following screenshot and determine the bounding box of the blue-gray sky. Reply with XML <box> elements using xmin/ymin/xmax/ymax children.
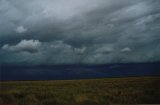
<box><xmin>0</xmin><ymin>0</ymin><xmax>160</xmax><ymax>65</ymax></box>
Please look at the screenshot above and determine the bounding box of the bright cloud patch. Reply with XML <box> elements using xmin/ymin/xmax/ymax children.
<box><xmin>15</xmin><ymin>26</ymin><xmax>28</xmax><ymax>34</ymax></box>
<box><xmin>2</xmin><ymin>40</ymin><xmax>41</xmax><ymax>53</ymax></box>
<box><xmin>121</xmin><ymin>47</ymin><xmax>131</xmax><ymax>52</ymax></box>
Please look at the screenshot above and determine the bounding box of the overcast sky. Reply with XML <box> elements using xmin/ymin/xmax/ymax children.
<box><xmin>0</xmin><ymin>0</ymin><xmax>160</xmax><ymax>65</ymax></box>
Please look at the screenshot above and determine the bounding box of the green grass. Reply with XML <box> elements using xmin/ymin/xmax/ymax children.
<box><xmin>0</xmin><ymin>76</ymin><xmax>160</xmax><ymax>105</ymax></box>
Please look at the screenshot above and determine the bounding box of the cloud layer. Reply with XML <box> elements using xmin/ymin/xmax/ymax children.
<box><xmin>0</xmin><ymin>0</ymin><xmax>160</xmax><ymax>65</ymax></box>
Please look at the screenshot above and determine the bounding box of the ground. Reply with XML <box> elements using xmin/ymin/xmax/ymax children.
<box><xmin>0</xmin><ymin>76</ymin><xmax>160</xmax><ymax>105</ymax></box>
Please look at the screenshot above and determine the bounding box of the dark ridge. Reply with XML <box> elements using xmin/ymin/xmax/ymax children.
<box><xmin>0</xmin><ymin>62</ymin><xmax>160</xmax><ymax>81</ymax></box>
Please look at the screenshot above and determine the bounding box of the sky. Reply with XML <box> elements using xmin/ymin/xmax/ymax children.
<box><xmin>0</xmin><ymin>0</ymin><xmax>160</xmax><ymax>65</ymax></box>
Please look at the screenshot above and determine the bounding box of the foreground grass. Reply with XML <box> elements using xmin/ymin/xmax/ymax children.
<box><xmin>0</xmin><ymin>76</ymin><xmax>160</xmax><ymax>105</ymax></box>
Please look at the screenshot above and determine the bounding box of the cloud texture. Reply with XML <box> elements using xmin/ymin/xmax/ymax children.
<box><xmin>0</xmin><ymin>0</ymin><xmax>160</xmax><ymax>65</ymax></box>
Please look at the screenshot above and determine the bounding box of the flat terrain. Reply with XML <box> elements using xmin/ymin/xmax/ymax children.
<box><xmin>0</xmin><ymin>76</ymin><xmax>160</xmax><ymax>105</ymax></box>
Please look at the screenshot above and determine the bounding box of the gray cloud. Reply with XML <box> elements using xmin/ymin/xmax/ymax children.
<box><xmin>74</xmin><ymin>47</ymin><xmax>87</xmax><ymax>55</ymax></box>
<box><xmin>0</xmin><ymin>0</ymin><xmax>160</xmax><ymax>65</ymax></box>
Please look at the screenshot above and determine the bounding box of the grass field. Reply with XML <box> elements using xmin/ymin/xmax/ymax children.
<box><xmin>0</xmin><ymin>76</ymin><xmax>160</xmax><ymax>105</ymax></box>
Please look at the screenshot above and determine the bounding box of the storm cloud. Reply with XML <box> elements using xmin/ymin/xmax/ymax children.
<box><xmin>0</xmin><ymin>0</ymin><xmax>160</xmax><ymax>65</ymax></box>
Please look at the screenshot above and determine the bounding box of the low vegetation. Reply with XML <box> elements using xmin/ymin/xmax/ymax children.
<box><xmin>0</xmin><ymin>76</ymin><xmax>160</xmax><ymax>105</ymax></box>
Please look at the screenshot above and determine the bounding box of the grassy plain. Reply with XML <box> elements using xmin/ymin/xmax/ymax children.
<box><xmin>0</xmin><ymin>76</ymin><xmax>160</xmax><ymax>105</ymax></box>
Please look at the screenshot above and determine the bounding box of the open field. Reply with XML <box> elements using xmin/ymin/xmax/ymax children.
<box><xmin>0</xmin><ymin>76</ymin><xmax>160</xmax><ymax>105</ymax></box>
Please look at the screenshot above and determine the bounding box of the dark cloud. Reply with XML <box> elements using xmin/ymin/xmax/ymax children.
<box><xmin>0</xmin><ymin>0</ymin><xmax>160</xmax><ymax>65</ymax></box>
